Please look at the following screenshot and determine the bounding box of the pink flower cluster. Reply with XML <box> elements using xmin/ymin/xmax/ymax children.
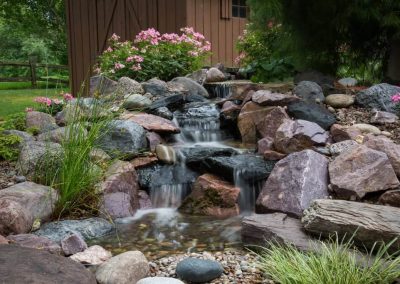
<box><xmin>135</xmin><ymin>28</ymin><xmax>161</xmax><ymax>45</ymax></box>
<box><xmin>63</xmin><ymin>93</ymin><xmax>74</xmax><ymax>101</ymax></box>
<box><xmin>234</xmin><ymin>52</ymin><xmax>246</xmax><ymax>65</ymax></box>
<box><xmin>34</xmin><ymin>96</ymin><xmax>53</xmax><ymax>106</ymax></box>
<box><xmin>392</xmin><ymin>93</ymin><xmax>400</xmax><ymax>103</ymax></box>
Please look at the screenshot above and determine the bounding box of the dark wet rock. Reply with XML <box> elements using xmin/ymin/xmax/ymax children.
<box><xmin>371</xmin><ymin>110</ymin><xmax>399</xmax><ymax>124</ymax></box>
<box><xmin>151</xmin><ymin>107</ymin><xmax>174</xmax><ymax>120</ymax></box>
<box><xmin>293</xmin><ymin>81</ymin><xmax>325</xmax><ymax>103</ymax></box>
<box><xmin>0</xmin><ymin>182</ymin><xmax>58</xmax><ymax>235</ymax></box>
<box><xmin>294</xmin><ymin>71</ymin><xmax>335</xmax><ymax>91</ymax></box>
<box><xmin>7</xmin><ymin>234</ymin><xmax>62</xmax><ymax>255</ymax></box>
<box><xmin>202</xmin><ymin>154</ymin><xmax>276</xmax><ymax>183</ymax></box>
<box><xmin>0</xmin><ymin>245</ymin><xmax>97</xmax><ymax>284</ymax></box>
<box><xmin>90</xmin><ymin>75</ymin><xmax>117</xmax><ymax>97</ymax></box>
<box><xmin>171</xmin><ymin>77</ymin><xmax>209</xmax><ymax>98</ymax></box>
<box><xmin>242</xmin><ymin>213</ymin><xmax>319</xmax><ymax>252</ymax></box>
<box><xmin>274</xmin><ymin>119</ymin><xmax>329</xmax><ymax>154</ymax></box>
<box><xmin>34</xmin><ymin>218</ymin><xmax>114</xmax><ymax>244</ymax></box>
<box><xmin>179</xmin><ymin>146</ymin><xmax>236</xmax><ymax>167</ymax></box>
<box><xmin>287</xmin><ymin>101</ymin><xmax>336</xmax><ymax>130</ymax></box>
<box><xmin>256</xmin><ymin>150</ymin><xmax>329</xmax><ymax>217</ymax></box>
<box><xmin>355</xmin><ymin>83</ymin><xmax>400</xmax><ymax>113</ymax></box>
<box><xmin>96</xmin><ymin>251</ymin><xmax>149</xmax><ymax>284</ymax></box>
<box><xmin>122</xmin><ymin>113</ymin><xmax>180</xmax><ymax>134</ymax></box>
<box><xmin>329</xmin><ymin>145</ymin><xmax>400</xmax><ymax>199</ymax></box>
<box><xmin>330</xmin><ymin>124</ymin><xmax>363</xmax><ymax>142</ymax></box>
<box><xmin>61</xmin><ymin>233</ymin><xmax>88</xmax><ymax>256</ymax></box>
<box><xmin>149</xmin><ymin>94</ymin><xmax>207</xmax><ymax>110</ymax></box>
<box><xmin>26</xmin><ymin>111</ymin><xmax>58</xmax><ymax>134</ymax></box>
<box><xmin>325</xmin><ymin>94</ymin><xmax>355</xmax><ymax>108</ymax></box>
<box><xmin>96</xmin><ymin>120</ymin><xmax>147</xmax><ymax>158</ymax></box>
<box><xmin>379</xmin><ymin>190</ymin><xmax>400</xmax><ymax>207</ymax></box>
<box><xmin>179</xmin><ymin>174</ymin><xmax>240</xmax><ymax>218</ymax></box>
<box><xmin>176</xmin><ymin>258</ymin><xmax>223</xmax><ymax>283</ymax></box>
<box><xmin>142</xmin><ymin>78</ymin><xmax>169</xmax><ymax>97</ymax></box>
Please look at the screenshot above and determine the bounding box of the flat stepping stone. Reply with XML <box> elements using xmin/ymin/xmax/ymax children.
<box><xmin>122</xmin><ymin>113</ymin><xmax>180</xmax><ymax>133</ymax></box>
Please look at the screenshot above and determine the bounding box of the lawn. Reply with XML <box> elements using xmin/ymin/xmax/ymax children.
<box><xmin>0</xmin><ymin>82</ymin><xmax>69</xmax><ymax>119</ymax></box>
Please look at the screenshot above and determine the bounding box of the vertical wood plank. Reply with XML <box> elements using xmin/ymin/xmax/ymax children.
<box><xmin>210</xmin><ymin>0</ymin><xmax>219</xmax><ymax>65</ymax></box>
<box><xmin>195</xmin><ymin>0</ymin><xmax>204</xmax><ymax>34</ymax></box>
<box><xmin>186</xmin><ymin>0</ymin><xmax>195</xmax><ymax>28</ymax></box>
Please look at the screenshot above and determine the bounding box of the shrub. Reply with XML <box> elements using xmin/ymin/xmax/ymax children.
<box><xmin>1</xmin><ymin>112</ymin><xmax>26</xmax><ymax>131</ymax></box>
<box><xmin>236</xmin><ymin>23</ymin><xmax>294</xmax><ymax>83</ymax></box>
<box><xmin>0</xmin><ymin>133</ymin><xmax>21</xmax><ymax>161</ymax></box>
<box><xmin>97</xmin><ymin>27</ymin><xmax>211</xmax><ymax>82</ymax></box>
<box><xmin>257</xmin><ymin>238</ymin><xmax>400</xmax><ymax>284</ymax></box>
<box><xmin>32</xmin><ymin>92</ymin><xmax>74</xmax><ymax>115</ymax></box>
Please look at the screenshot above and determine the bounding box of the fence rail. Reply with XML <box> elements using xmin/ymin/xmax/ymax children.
<box><xmin>0</xmin><ymin>58</ymin><xmax>69</xmax><ymax>87</ymax></box>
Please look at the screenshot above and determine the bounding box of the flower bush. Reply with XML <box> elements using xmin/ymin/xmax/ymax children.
<box><xmin>32</xmin><ymin>92</ymin><xmax>74</xmax><ymax>115</ymax></box>
<box><xmin>236</xmin><ymin>23</ymin><xmax>293</xmax><ymax>82</ymax></box>
<box><xmin>97</xmin><ymin>27</ymin><xmax>211</xmax><ymax>82</ymax></box>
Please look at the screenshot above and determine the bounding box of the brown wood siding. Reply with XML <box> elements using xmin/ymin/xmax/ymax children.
<box><xmin>66</xmin><ymin>0</ymin><xmax>186</xmax><ymax>95</ymax></box>
<box><xmin>185</xmin><ymin>0</ymin><xmax>247</xmax><ymax>67</ymax></box>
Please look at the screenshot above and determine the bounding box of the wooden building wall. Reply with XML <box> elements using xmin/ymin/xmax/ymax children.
<box><xmin>186</xmin><ymin>0</ymin><xmax>247</xmax><ymax>67</ymax></box>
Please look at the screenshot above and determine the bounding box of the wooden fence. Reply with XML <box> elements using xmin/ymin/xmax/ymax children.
<box><xmin>0</xmin><ymin>58</ymin><xmax>69</xmax><ymax>87</ymax></box>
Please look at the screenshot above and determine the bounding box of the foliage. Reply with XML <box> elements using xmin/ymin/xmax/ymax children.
<box><xmin>257</xmin><ymin>237</ymin><xmax>400</xmax><ymax>284</ymax></box>
<box><xmin>0</xmin><ymin>133</ymin><xmax>21</xmax><ymax>161</ymax></box>
<box><xmin>236</xmin><ymin>23</ymin><xmax>294</xmax><ymax>82</ymax></box>
<box><xmin>98</xmin><ymin>28</ymin><xmax>211</xmax><ymax>82</ymax></box>
<box><xmin>1</xmin><ymin>112</ymin><xmax>26</xmax><ymax>131</ymax></box>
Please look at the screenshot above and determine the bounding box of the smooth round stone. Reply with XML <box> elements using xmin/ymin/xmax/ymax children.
<box><xmin>176</xmin><ymin>258</ymin><xmax>224</xmax><ymax>283</ymax></box>
<box><xmin>325</xmin><ymin>94</ymin><xmax>355</xmax><ymax>108</ymax></box>
<box><xmin>137</xmin><ymin>277</ymin><xmax>184</xmax><ymax>284</ymax></box>
<box><xmin>353</xmin><ymin>123</ymin><xmax>381</xmax><ymax>135</ymax></box>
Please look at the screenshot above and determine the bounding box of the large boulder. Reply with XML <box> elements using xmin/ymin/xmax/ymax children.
<box><xmin>96</xmin><ymin>120</ymin><xmax>147</xmax><ymax>158</ymax></box>
<box><xmin>238</xmin><ymin>102</ymin><xmax>274</xmax><ymax>144</ymax></box>
<box><xmin>34</xmin><ymin>218</ymin><xmax>113</xmax><ymax>244</ymax></box>
<box><xmin>179</xmin><ymin>174</ymin><xmax>240</xmax><ymax>218</ymax></box>
<box><xmin>242</xmin><ymin>213</ymin><xmax>319</xmax><ymax>252</ymax></box>
<box><xmin>287</xmin><ymin>101</ymin><xmax>336</xmax><ymax>130</ymax></box>
<box><xmin>302</xmin><ymin>199</ymin><xmax>400</xmax><ymax>251</ymax></box>
<box><xmin>7</xmin><ymin>234</ymin><xmax>62</xmax><ymax>255</ymax></box>
<box><xmin>37</xmin><ymin>125</ymin><xmax>88</xmax><ymax>144</ymax></box>
<box><xmin>293</xmin><ymin>81</ymin><xmax>325</xmax><ymax>103</ymax></box>
<box><xmin>0</xmin><ymin>182</ymin><xmax>58</xmax><ymax>235</ymax></box>
<box><xmin>122</xmin><ymin>113</ymin><xmax>180</xmax><ymax>134</ymax></box>
<box><xmin>90</xmin><ymin>75</ymin><xmax>117</xmax><ymax>97</ymax></box>
<box><xmin>0</xmin><ymin>245</ymin><xmax>96</xmax><ymax>284</ymax></box>
<box><xmin>329</xmin><ymin>145</ymin><xmax>400</xmax><ymax>199</ymax></box>
<box><xmin>274</xmin><ymin>119</ymin><xmax>329</xmax><ymax>154</ymax></box>
<box><xmin>256</xmin><ymin>150</ymin><xmax>329</xmax><ymax>217</ymax></box>
<box><xmin>2</xmin><ymin>130</ymin><xmax>34</xmax><ymax>144</ymax></box>
<box><xmin>142</xmin><ymin>78</ymin><xmax>168</xmax><ymax>97</ymax></box>
<box><xmin>26</xmin><ymin>111</ymin><xmax>58</xmax><ymax>133</ymax></box>
<box><xmin>95</xmin><ymin>251</ymin><xmax>149</xmax><ymax>284</ymax></box>
<box><xmin>257</xmin><ymin>106</ymin><xmax>289</xmax><ymax>141</ymax></box>
<box><xmin>100</xmin><ymin>160</ymin><xmax>140</xmax><ymax>219</ymax></box>
<box><xmin>252</xmin><ymin>90</ymin><xmax>299</xmax><ymax>106</ymax></box>
<box><xmin>117</xmin><ymin>77</ymin><xmax>144</xmax><ymax>96</ymax></box>
<box><xmin>176</xmin><ymin>258</ymin><xmax>223</xmax><ymax>283</ymax></box>
<box><xmin>355</xmin><ymin>83</ymin><xmax>400</xmax><ymax>113</ymax></box>
<box><xmin>171</xmin><ymin>77</ymin><xmax>209</xmax><ymax>98</ymax></box>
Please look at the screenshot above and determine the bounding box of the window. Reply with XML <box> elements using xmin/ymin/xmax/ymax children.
<box><xmin>232</xmin><ymin>0</ymin><xmax>247</xmax><ymax>18</ymax></box>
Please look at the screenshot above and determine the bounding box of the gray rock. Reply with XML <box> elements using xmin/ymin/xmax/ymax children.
<box><xmin>37</xmin><ymin>125</ymin><xmax>88</xmax><ymax>144</ymax></box>
<box><xmin>179</xmin><ymin>146</ymin><xmax>236</xmax><ymax>167</ymax></box>
<box><xmin>117</xmin><ymin>77</ymin><xmax>144</xmax><ymax>96</ymax></box>
<box><xmin>287</xmin><ymin>101</ymin><xmax>336</xmax><ymax>130</ymax></box>
<box><xmin>186</xmin><ymin>69</ymin><xmax>208</xmax><ymax>84</ymax></box>
<box><xmin>205</xmin><ymin>67</ymin><xmax>226</xmax><ymax>83</ymax></box>
<box><xmin>293</xmin><ymin>81</ymin><xmax>325</xmax><ymax>103</ymax></box>
<box><xmin>0</xmin><ymin>182</ymin><xmax>58</xmax><ymax>235</ymax></box>
<box><xmin>294</xmin><ymin>71</ymin><xmax>335</xmax><ymax>91</ymax></box>
<box><xmin>90</xmin><ymin>75</ymin><xmax>117</xmax><ymax>96</ymax></box>
<box><xmin>61</xmin><ymin>233</ymin><xmax>88</xmax><ymax>256</ymax></box>
<box><xmin>171</xmin><ymin>77</ymin><xmax>209</xmax><ymax>98</ymax></box>
<box><xmin>329</xmin><ymin>140</ymin><xmax>359</xmax><ymax>156</ymax></box>
<box><xmin>137</xmin><ymin>277</ymin><xmax>184</xmax><ymax>284</ymax></box>
<box><xmin>142</xmin><ymin>78</ymin><xmax>168</xmax><ymax>96</ymax></box>
<box><xmin>34</xmin><ymin>218</ymin><xmax>114</xmax><ymax>244</ymax></box>
<box><xmin>14</xmin><ymin>175</ymin><xmax>26</xmax><ymax>183</ymax></box>
<box><xmin>96</xmin><ymin>120</ymin><xmax>147</xmax><ymax>158</ymax></box>
<box><xmin>26</xmin><ymin>111</ymin><xmax>58</xmax><ymax>133</ymax></box>
<box><xmin>123</xmin><ymin>94</ymin><xmax>152</xmax><ymax>110</ymax></box>
<box><xmin>256</xmin><ymin>150</ymin><xmax>329</xmax><ymax>217</ymax></box>
<box><xmin>176</xmin><ymin>258</ymin><xmax>223</xmax><ymax>283</ymax></box>
<box><xmin>96</xmin><ymin>251</ymin><xmax>149</xmax><ymax>284</ymax></box>
<box><xmin>7</xmin><ymin>234</ymin><xmax>62</xmax><ymax>255</ymax></box>
<box><xmin>325</xmin><ymin>94</ymin><xmax>355</xmax><ymax>108</ymax></box>
<box><xmin>371</xmin><ymin>111</ymin><xmax>399</xmax><ymax>124</ymax></box>
<box><xmin>355</xmin><ymin>83</ymin><xmax>400</xmax><ymax>113</ymax></box>
<box><xmin>0</xmin><ymin>245</ymin><xmax>96</xmax><ymax>284</ymax></box>
<box><xmin>338</xmin><ymin>77</ymin><xmax>357</xmax><ymax>87</ymax></box>
<box><xmin>152</xmin><ymin>107</ymin><xmax>174</xmax><ymax>120</ymax></box>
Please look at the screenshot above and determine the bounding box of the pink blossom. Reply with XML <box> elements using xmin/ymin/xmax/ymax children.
<box><xmin>105</xmin><ymin>47</ymin><xmax>113</xmax><ymax>53</ymax></box>
<box><xmin>114</xmin><ymin>62</ymin><xmax>125</xmax><ymax>70</ymax></box>
<box><xmin>34</xmin><ymin>96</ymin><xmax>52</xmax><ymax>106</ymax></box>
<box><xmin>392</xmin><ymin>93</ymin><xmax>400</xmax><ymax>103</ymax></box>
<box><xmin>126</xmin><ymin>56</ymin><xmax>135</xmax><ymax>63</ymax></box>
<box><xmin>235</xmin><ymin>53</ymin><xmax>246</xmax><ymax>64</ymax></box>
<box><xmin>131</xmin><ymin>64</ymin><xmax>142</xmax><ymax>71</ymax></box>
<box><xmin>133</xmin><ymin>55</ymin><xmax>144</xmax><ymax>62</ymax></box>
<box><xmin>188</xmin><ymin>51</ymin><xmax>199</xmax><ymax>57</ymax></box>
<box><xmin>25</xmin><ymin>107</ymin><xmax>33</xmax><ymax>112</ymax></box>
<box><xmin>181</xmin><ymin>27</ymin><xmax>195</xmax><ymax>35</ymax></box>
<box><xmin>53</xmin><ymin>99</ymin><xmax>62</xmax><ymax>105</ymax></box>
<box><xmin>63</xmin><ymin>93</ymin><xmax>74</xmax><ymax>101</ymax></box>
<box><xmin>110</xmin><ymin>33</ymin><xmax>120</xmax><ymax>41</ymax></box>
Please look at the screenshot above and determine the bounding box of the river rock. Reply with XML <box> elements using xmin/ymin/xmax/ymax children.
<box><xmin>294</xmin><ymin>71</ymin><xmax>335</xmax><ymax>91</ymax></box>
<box><xmin>353</xmin><ymin>123</ymin><xmax>381</xmax><ymax>135</ymax></box>
<box><xmin>205</xmin><ymin>67</ymin><xmax>226</xmax><ymax>83</ymax></box>
<box><xmin>325</xmin><ymin>94</ymin><xmax>355</xmax><ymax>108</ymax></box>
<box><xmin>379</xmin><ymin>190</ymin><xmax>400</xmax><ymax>207</ymax></box>
<box><xmin>203</xmin><ymin>154</ymin><xmax>276</xmax><ymax>183</ymax></box>
<box><xmin>96</xmin><ymin>120</ymin><xmax>147</xmax><ymax>158</ymax></box>
<box><xmin>287</xmin><ymin>101</ymin><xmax>336</xmax><ymax>130</ymax></box>
<box><xmin>256</xmin><ymin>150</ymin><xmax>329</xmax><ymax>217</ymax></box>
<box><xmin>238</xmin><ymin>102</ymin><xmax>274</xmax><ymax>144</ymax></box>
<box><xmin>356</xmin><ymin>83</ymin><xmax>400</xmax><ymax>113</ymax></box>
<box><xmin>0</xmin><ymin>245</ymin><xmax>96</xmax><ymax>284</ymax></box>
<box><xmin>0</xmin><ymin>182</ymin><xmax>58</xmax><ymax>235</ymax></box>
<box><xmin>7</xmin><ymin>234</ymin><xmax>62</xmax><ymax>255</ymax></box>
<box><xmin>61</xmin><ymin>233</ymin><xmax>88</xmax><ymax>256</ymax></box>
<box><xmin>70</xmin><ymin>245</ymin><xmax>112</xmax><ymax>266</ymax></box>
<box><xmin>363</xmin><ymin>134</ymin><xmax>400</xmax><ymax>176</ymax></box>
<box><xmin>274</xmin><ymin>119</ymin><xmax>329</xmax><ymax>154</ymax></box>
<box><xmin>338</xmin><ymin>77</ymin><xmax>358</xmax><ymax>87</ymax></box>
<box><xmin>179</xmin><ymin>174</ymin><xmax>240</xmax><ymax>218</ymax></box>
<box><xmin>252</xmin><ymin>90</ymin><xmax>299</xmax><ymax>106</ymax></box>
<box><xmin>242</xmin><ymin>213</ymin><xmax>319</xmax><ymax>252</ymax></box>
<box><xmin>257</xmin><ymin>106</ymin><xmax>289</xmax><ymax>140</ymax></box>
<box><xmin>302</xmin><ymin>199</ymin><xmax>400</xmax><ymax>251</ymax></box>
<box><xmin>171</xmin><ymin>77</ymin><xmax>209</xmax><ymax>98</ymax></box>
<box><xmin>26</xmin><ymin>111</ymin><xmax>58</xmax><ymax>133</ymax></box>
<box><xmin>293</xmin><ymin>81</ymin><xmax>325</xmax><ymax>103</ymax></box>
<box><xmin>123</xmin><ymin>94</ymin><xmax>152</xmax><ymax>110</ymax></box>
<box><xmin>138</xmin><ymin>277</ymin><xmax>184</xmax><ymax>284</ymax></box>
<box><xmin>34</xmin><ymin>218</ymin><xmax>114</xmax><ymax>244</ymax></box>
<box><xmin>330</xmin><ymin>124</ymin><xmax>363</xmax><ymax>142</ymax></box>
<box><xmin>371</xmin><ymin>111</ymin><xmax>399</xmax><ymax>124</ymax></box>
<box><xmin>257</xmin><ymin>137</ymin><xmax>274</xmax><ymax>154</ymax></box>
<box><xmin>329</xmin><ymin>140</ymin><xmax>359</xmax><ymax>156</ymax></box>
<box><xmin>122</xmin><ymin>113</ymin><xmax>180</xmax><ymax>134</ymax></box>
<box><xmin>176</xmin><ymin>258</ymin><xmax>223</xmax><ymax>283</ymax></box>
<box><xmin>100</xmin><ymin>160</ymin><xmax>139</xmax><ymax>218</ymax></box>
<box><xmin>117</xmin><ymin>77</ymin><xmax>144</xmax><ymax>96</ymax></box>
<box><xmin>329</xmin><ymin>145</ymin><xmax>400</xmax><ymax>199</ymax></box>
<box><xmin>96</xmin><ymin>251</ymin><xmax>149</xmax><ymax>284</ymax></box>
